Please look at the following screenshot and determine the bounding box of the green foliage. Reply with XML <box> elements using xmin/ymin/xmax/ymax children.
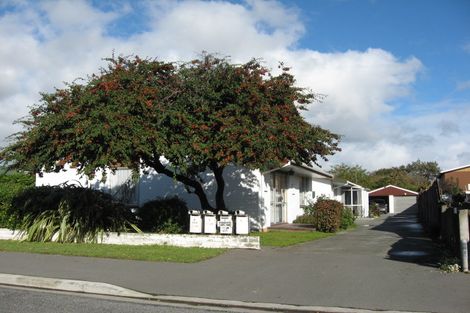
<box><xmin>340</xmin><ymin>207</ymin><xmax>355</xmax><ymax>230</ymax></box>
<box><xmin>293</xmin><ymin>203</ymin><xmax>316</xmax><ymax>224</ymax></box>
<box><xmin>330</xmin><ymin>164</ymin><xmax>371</xmax><ymax>188</ymax></box>
<box><xmin>9</xmin><ymin>186</ymin><xmax>138</xmax><ymax>242</ymax></box>
<box><xmin>136</xmin><ymin>197</ymin><xmax>189</xmax><ymax>233</ymax></box>
<box><xmin>369</xmin><ymin>203</ymin><xmax>380</xmax><ymax>218</ymax></box>
<box><xmin>331</xmin><ymin>160</ymin><xmax>441</xmax><ymax>191</ymax></box>
<box><xmin>370</xmin><ymin>167</ymin><xmax>419</xmax><ymax>191</ymax></box>
<box><xmin>440</xmin><ymin>177</ymin><xmax>462</xmax><ymax>196</ymax></box>
<box><xmin>438</xmin><ymin>248</ymin><xmax>461</xmax><ymax>273</ymax></box>
<box><xmin>302</xmin><ymin>203</ymin><xmax>315</xmax><ymax>215</ymax></box>
<box><xmin>313</xmin><ymin>198</ymin><xmax>343</xmax><ymax>232</ymax></box>
<box><xmin>403</xmin><ymin>160</ymin><xmax>440</xmax><ymax>189</ymax></box>
<box><xmin>293</xmin><ymin>214</ymin><xmax>316</xmax><ymax>224</ymax></box>
<box><xmin>0</xmin><ymin>173</ymin><xmax>34</xmax><ymax>228</ymax></box>
<box><xmin>0</xmin><ymin>53</ymin><xmax>340</xmax><ymax>211</ymax></box>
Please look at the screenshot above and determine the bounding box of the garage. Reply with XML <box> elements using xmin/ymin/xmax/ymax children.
<box><xmin>369</xmin><ymin>185</ymin><xmax>418</xmax><ymax>215</ymax></box>
<box><xmin>393</xmin><ymin>195</ymin><xmax>418</xmax><ymax>214</ymax></box>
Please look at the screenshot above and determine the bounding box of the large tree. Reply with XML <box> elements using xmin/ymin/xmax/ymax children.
<box><xmin>1</xmin><ymin>54</ymin><xmax>340</xmax><ymax>211</ymax></box>
<box><xmin>330</xmin><ymin>163</ymin><xmax>371</xmax><ymax>188</ymax></box>
<box><xmin>330</xmin><ymin>160</ymin><xmax>440</xmax><ymax>192</ymax></box>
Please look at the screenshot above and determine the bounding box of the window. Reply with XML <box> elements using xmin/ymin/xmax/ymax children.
<box><xmin>300</xmin><ymin>176</ymin><xmax>313</xmax><ymax>206</ymax></box>
<box><xmin>344</xmin><ymin>190</ymin><xmax>359</xmax><ymax>205</ymax></box>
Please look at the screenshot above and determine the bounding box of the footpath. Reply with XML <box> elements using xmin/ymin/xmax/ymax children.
<box><xmin>0</xmin><ymin>214</ymin><xmax>469</xmax><ymax>313</ymax></box>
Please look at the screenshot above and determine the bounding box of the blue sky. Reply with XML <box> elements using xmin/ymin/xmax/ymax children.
<box><xmin>296</xmin><ymin>0</ymin><xmax>470</xmax><ymax>100</ymax></box>
<box><xmin>0</xmin><ymin>0</ymin><xmax>469</xmax><ymax>171</ymax></box>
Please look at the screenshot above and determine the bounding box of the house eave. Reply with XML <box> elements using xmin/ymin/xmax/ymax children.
<box><xmin>439</xmin><ymin>164</ymin><xmax>470</xmax><ymax>176</ymax></box>
<box><xmin>262</xmin><ymin>161</ymin><xmax>333</xmax><ymax>179</ymax></box>
<box><xmin>333</xmin><ymin>179</ymin><xmax>367</xmax><ymax>190</ymax></box>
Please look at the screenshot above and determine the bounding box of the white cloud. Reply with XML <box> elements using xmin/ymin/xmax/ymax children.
<box><xmin>0</xmin><ymin>0</ymin><xmax>467</xmax><ymax>171</ymax></box>
<box><xmin>328</xmin><ymin>141</ymin><xmax>412</xmax><ymax>170</ymax></box>
<box><xmin>463</xmin><ymin>42</ymin><xmax>470</xmax><ymax>54</ymax></box>
<box><xmin>283</xmin><ymin>49</ymin><xmax>422</xmax><ymax>141</ymax></box>
<box><xmin>456</xmin><ymin>80</ymin><xmax>470</xmax><ymax>91</ymax></box>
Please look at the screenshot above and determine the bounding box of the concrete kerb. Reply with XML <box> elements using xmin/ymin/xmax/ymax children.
<box><xmin>0</xmin><ymin>273</ymin><xmax>425</xmax><ymax>313</ymax></box>
<box><xmin>0</xmin><ymin>273</ymin><xmax>150</xmax><ymax>298</ymax></box>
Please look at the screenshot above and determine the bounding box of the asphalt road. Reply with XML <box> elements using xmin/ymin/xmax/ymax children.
<box><xmin>0</xmin><ymin>285</ymin><xmax>248</xmax><ymax>313</ymax></box>
<box><xmin>1</xmin><ymin>214</ymin><xmax>469</xmax><ymax>313</ymax></box>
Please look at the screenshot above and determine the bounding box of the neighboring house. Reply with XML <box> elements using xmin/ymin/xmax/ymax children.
<box><xmin>333</xmin><ymin>180</ymin><xmax>369</xmax><ymax>218</ymax></box>
<box><xmin>369</xmin><ymin>185</ymin><xmax>418</xmax><ymax>214</ymax></box>
<box><xmin>438</xmin><ymin>164</ymin><xmax>470</xmax><ymax>193</ymax></box>
<box><xmin>37</xmin><ymin>161</ymin><xmax>369</xmax><ymax>231</ymax></box>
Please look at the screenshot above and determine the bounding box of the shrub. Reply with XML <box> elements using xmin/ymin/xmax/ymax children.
<box><xmin>302</xmin><ymin>203</ymin><xmax>315</xmax><ymax>216</ymax></box>
<box><xmin>136</xmin><ymin>197</ymin><xmax>189</xmax><ymax>233</ymax></box>
<box><xmin>9</xmin><ymin>185</ymin><xmax>138</xmax><ymax>242</ymax></box>
<box><xmin>340</xmin><ymin>207</ymin><xmax>356</xmax><ymax>230</ymax></box>
<box><xmin>313</xmin><ymin>198</ymin><xmax>342</xmax><ymax>232</ymax></box>
<box><xmin>0</xmin><ymin>173</ymin><xmax>35</xmax><ymax>228</ymax></box>
<box><xmin>293</xmin><ymin>203</ymin><xmax>316</xmax><ymax>224</ymax></box>
<box><xmin>293</xmin><ymin>214</ymin><xmax>316</xmax><ymax>224</ymax></box>
<box><xmin>369</xmin><ymin>203</ymin><xmax>380</xmax><ymax>218</ymax></box>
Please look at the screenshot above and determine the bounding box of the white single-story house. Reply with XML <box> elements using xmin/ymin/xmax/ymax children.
<box><xmin>36</xmin><ymin>162</ymin><xmax>369</xmax><ymax>231</ymax></box>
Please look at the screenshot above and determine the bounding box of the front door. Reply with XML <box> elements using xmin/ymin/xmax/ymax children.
<box><xmin>270</xmin><ymin>172</ymin><xmax>287</xmax><ymax>224</ymax></box>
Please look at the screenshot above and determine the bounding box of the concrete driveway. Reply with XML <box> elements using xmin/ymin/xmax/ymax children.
<box><xmin>1</xmin><ymin>213</ymin><xmax>469</xmax><ymax>313</ymax></box>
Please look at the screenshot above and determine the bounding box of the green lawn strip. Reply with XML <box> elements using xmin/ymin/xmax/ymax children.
<box><xmin>0</xmin><ymin>240</ymin><xmax>226</xmax><ymax>263</ymax></box>
<box><xmin>251</xmin><ymin>230</ymin><xmax>333</xmax><ymax>247</ymax></box>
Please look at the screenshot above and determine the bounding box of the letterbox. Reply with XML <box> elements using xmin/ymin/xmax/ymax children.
<box><xmin>188</xmin><ymin>210</ymin><xmax>202</xmax><ymax>234</ymax></box>
<box><xmin>202</xmin><ymin>210</ymin><xmax>217</xmax><ymax>234</ymax></box>
<box><xmin>234</xmin><ymin>210</ymin><xmax>249</xmax><ymax>235</ymax></box>
<box><xmin>217</xmin><ymin>210</ymin><xmax>233</xmax><ymax>235</ymax></box>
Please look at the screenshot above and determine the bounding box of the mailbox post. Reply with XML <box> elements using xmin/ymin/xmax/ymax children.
<box><xmin>217</xmin><ymin>210</ymin><xmax>233</xmax><ymax>235</ymax></box>
<box><xmin>459</xmin><ymin>191</ymin><xmax>470</xmax><ymax>272</ymax></box>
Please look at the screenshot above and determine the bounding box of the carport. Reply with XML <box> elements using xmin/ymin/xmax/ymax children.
<box><xmin>369</xmin><ymin>185</ymin><xmax>418</xmax><ymax>214</ymax></box>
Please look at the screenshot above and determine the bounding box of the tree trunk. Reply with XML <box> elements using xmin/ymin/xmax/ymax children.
<box><xmin>150</xmin><ymin>157</ymin><xmax>214</xmax><ymax>211</ymax></box>
<box><xmin>211</xmin><ymin>163</ymin><xmax>226</xmax><ymax>211</ymax></box>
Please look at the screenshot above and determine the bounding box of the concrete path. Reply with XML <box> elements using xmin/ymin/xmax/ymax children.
<box><xmin>1</xmin><ymin>214</ymin><xmax>469</xmax><ymax>313</ymax></box>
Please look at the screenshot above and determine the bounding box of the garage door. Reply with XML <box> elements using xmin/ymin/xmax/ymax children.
<box><xmin>394</xmin><ymin>196</ymin><xmax>417</xmax><ymax>214</ymax></box>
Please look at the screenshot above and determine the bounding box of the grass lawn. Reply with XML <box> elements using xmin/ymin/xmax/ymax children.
<box><xmin>252</xmin><ymin>230</ymin><xmax>333</xmax><ymax>247</ymax></box>
<box><xmin>0</xmin><ymin>240</ymin><xmax>226</xmax><ymax>263</ymax></box>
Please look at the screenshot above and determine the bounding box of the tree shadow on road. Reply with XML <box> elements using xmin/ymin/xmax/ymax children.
<box><xmin>372</xmin><ymin>208</ymin><xmax>442</xmax><ymax>268</ymax></box>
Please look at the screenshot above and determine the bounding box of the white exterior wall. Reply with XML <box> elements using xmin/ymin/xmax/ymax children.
<box><xmin>361</xmin><ymin>189</ymin><xmax>369</xmax><ymax>217</ymax></box>
<box><xmin>36</xmin><ymin>165</ymin><xmax>119</xmax><ymax>192</ymax></box>
<box><xmin>35</xmin><ymin>165</ymin><xmax>265</xmax><ymax>230</ymax></box>
<box><xmin>34</xmin><ymin>165</ymin><xmax>342</xmax><ymax>229</ymax></box>
<box><xmin>36</xmin><ymin>166</ymin><xmax>101</xmax><ymax>188</ymax></box>
<box><xmin>259</xmin><ymin>173</ymin><xmax>271</xmax><ymax>230</ymax></box>
<box><xmin>388</xmin><ymin>195</ymin><xmax>395</xmax><ymax>213</ymax></box>
<box><xmin>36</xmin><ymin>166</ymin><xmax>136</xmax><ymax>203</ymax></box>
<box><xmin>138</xmin><ymin>166</ymin><xmax>264</xmax><ymax>230</ymax></box>
<box><xmin>312</xmin><ymin>177</ymin><xmax>334</xmax><ymax>200</ymax></box>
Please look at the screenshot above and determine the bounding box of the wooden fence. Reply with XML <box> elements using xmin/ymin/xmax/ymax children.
<box><xmin>418</xmin><ymin>180</ymin><xmax>463</xmax><ymax>255</ymax></box>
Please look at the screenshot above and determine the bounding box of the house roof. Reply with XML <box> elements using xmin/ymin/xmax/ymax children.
<box><xmin>333</xmin><ymin>179</ymin><xmax>367</xmax><ymax>190</ymax></box>
<box><xmin>369</xmin><ymin>185</ymin><xmax>418</xmax><ymax>197</ymax></box>
<box><xmin>439</xmin><ymin>164</ymin><xmax>470</xmax><ymax>175</ymax></box>
<box><xmin>289</xmin><ymin>162</ymin><xmax>333</xmax><ymax>178</ymax></box>
<box><xmin>264</xmin><ymin>161</ymin><xmax>333</xmax><ymax>179</ymax></box>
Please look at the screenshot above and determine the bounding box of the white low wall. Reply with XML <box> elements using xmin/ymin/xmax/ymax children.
<box><xmin>0</xmin><ymin>229</ymin><xmax>22</xmax><ymax>240</ymax></box>
<box><xmin>0</xmin><ymin>229</ymin><xmax>260</xmax><ymax>250</ymax></box>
